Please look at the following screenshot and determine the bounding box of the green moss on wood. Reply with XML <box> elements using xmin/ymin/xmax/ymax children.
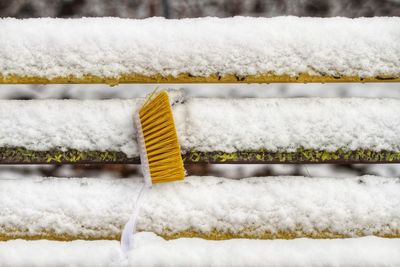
<box><xmin>182</xmin><ymin>148</ymin><xmax>400</xmax><ymax>164</ymax></box>
<box><xmin>0</xmin><ymin>147</ymin><xmax>400</xmax><ymax>164</ymax></box>
<box><xmin>0</xmin><ymin>147</ymin><xmax>138</xmax><ymax>164</ymax></box>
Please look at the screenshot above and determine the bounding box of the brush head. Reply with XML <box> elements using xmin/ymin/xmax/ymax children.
<box><xmin>136</xmin><ymin>91</ymin><xmax>185</xmax><ymax>186</ymax></box>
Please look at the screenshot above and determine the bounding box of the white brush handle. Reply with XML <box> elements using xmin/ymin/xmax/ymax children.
<box><xmin>120</xmin><ymin>112</ymin><xmax>153</xmax><ymax>255</ymax></box>
<box><xmin>120</xmin><ymin>183</ymin><xmax>149</xmax><ymax>255</ymax></box>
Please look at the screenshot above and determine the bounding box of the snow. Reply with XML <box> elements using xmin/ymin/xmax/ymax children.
<box><xmin>128</xmin><ymin>233</ymin><xmax>400</xmax><ymax>267</ymax></box>
<box><xmin>1</xmin><ymin>175</ymin><xmax>399</xmax><ymax>240</ymax></box>
<box><xmin>0</xmin><ymin>17</ymin><xmax>399</xmax><ymax>79</ymax></box>
<box><xmin>0</xmin><ymin>99</ymin><xmax>140</xmax><ymax>156</ymax></box>
<box><xmin>0</xmin><ymin>97</ymin><xmax>399</xmax><ymax>156</ymax></box>
<box><xmin>0</xmin><ymin>234</ymin><xmax>399</xmax><ymax>267</ymax></box>
<box><xmin>0</xmin><ymin>239</ymin><xmax>125</xmax><ymax>267</ymax></box>
<box><xmin>179</xmin><ymin>97</ymin><xmax>400</xmax><ymax>153</ymax></box>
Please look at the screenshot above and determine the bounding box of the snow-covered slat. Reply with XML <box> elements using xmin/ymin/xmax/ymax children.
<box><xmin>1</xmin><ymin>175</ymin><xmax>399</xmax><ymax>241</ymax></box>
<box><xmin>1</xmin><ymin>234</ymin><xmax>399</xmax><ymax>267</ymax></box>
<box><xmin>0</xmin><ymin>97</ymin><xmax>399</xmax><ymax>164</ymax></box>
<box><xmin>1</xmin><ymin>17</ymin><xmax>399</xmax><ymax>84</ymax></box>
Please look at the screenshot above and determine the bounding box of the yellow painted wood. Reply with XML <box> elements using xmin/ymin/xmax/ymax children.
<box><xmin>1</xmin><ymin>73</ymin><xmax>399</xmax><ymax>84</ymax></box>
<box><xmin>1</xmin><ymin>228</ymin><xmax>399</xmax><ymax>242</ymax></box>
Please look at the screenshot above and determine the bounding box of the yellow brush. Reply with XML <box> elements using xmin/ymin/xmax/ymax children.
<box><xmin>121</xmin><ymin>90</ymin><xmax>185</xmax><ymax>253</ymax></box>
<box><xmin>135</xmin><ymin>90</ymin><xmax>185</xmax><ymax>186</ymax></box>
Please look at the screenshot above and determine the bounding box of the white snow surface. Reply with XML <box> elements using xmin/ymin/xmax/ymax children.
<box><xmin>0</xmin><ymin>99</ymin><xmax>140</xmax><ymax>156</ymax></box>
<box><xmin>1</xmin><ymin>175</ymin><xmax>399</xmax><ymax>239</ymax></box>
<box><xmin>0</xmin><ymin>97</ymin><xmax>399</xmax><ymax>155</ymax></box>
<box><xmin>0</xmin><ymin>17</ymin><xmax>399</xmax><ymax>78</ymax></box>
<box><xmin>128</xmin><ymin>233</ymin><xmax>400</xmax><ymax>267</ymax></box>
<box><xmin>0</xmin><ymin>239</ymin><xmax>125</xmax><ymax>267</ymax></box>
<box><xmin>179</xmin><ymin>97</ymin><xmax>400</xmax><ymax>153</ymax></box>
<box><xmin>0</xmin><ymin>234</ymin><xmax>399</xmax><ymax>267</ymax></box>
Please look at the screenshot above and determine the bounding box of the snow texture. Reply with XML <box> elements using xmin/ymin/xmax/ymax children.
<box><xmin>0</xmin><ymin>239</ymin><xmax>125</xmax><ymax>267</ymax></box>
<box><xmin>179</xmin><ymin>97</ymin><xmax>400</xmax><ymax>153</ymax></box>
<box><xmin>0</xmin><ymin>17</ymin><xmax>399</xmax><ymax>78</ymax></box>
<box><xmin>128</xmin><ymin>233</ymin><xmax>400</xmax><ymax>267</ymax></box>
<box><xmin>0</xmin><ymin>97</ymin><xmax>399</xmax><ymax>156</ymax></box>
<box><xmin>0</xmin><ymin>99</ymin><xmax>140</xmax><ymax>156</ymax></box>
<box><xmin>0</xmin><ymin>234</ymin><xmax>399</xmax><ymax>267</ymax></box>
<box><xmin>1</xmin><ymin>175</ymin><xmax>399</xmax><ymax>239</ymax></box>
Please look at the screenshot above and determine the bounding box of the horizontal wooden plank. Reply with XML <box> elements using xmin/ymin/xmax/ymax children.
<box><xmin>1</xmin><ymin>176</ymin><xmax>399</xmax><ymax>241</ymax></box>
<box><xmin>2</xmin><ymin>17</ymin><xmax>400</xmax><ymax>86</ymax></box>
<box><xmin>2</xmin><ymin>236</ymin><xmax>398</xmax><ymax>267</ymax></box>
<box><xmin>0</xmin><ymin>98</ymin><xmax>398</xmax><ymax>160</ymax></box>
<box><xmin>1</xmin><ymin>73</ymin><xmax>400</xmax><ymax>84</ymax></box>
<box><xmin>1</xmin><ymin>147</ymin><xmax>399</xmax><ymax>164</ymax></box>
<box><xmin>2</xmin><ymin>229</ymin><xmax>399</xmax><ymax>242</ymax></box>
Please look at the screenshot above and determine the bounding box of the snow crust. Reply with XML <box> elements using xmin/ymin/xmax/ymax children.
<box><xmin>1</xmin><ymin>175</ymin><xmax>399</xmax><ymax>239</ymax></box>
<box><xmin>0</xmin><ymin>97</ymin><xmax>399</xmax><ymax>156</ymax></box>
<box><xmin>0</xmin><ymin>239</ymin><xmax>125</xmax><ymax>267</ymax></box>
<box><xmin>0</xmin><ymin>17</ymin><xmax>399</xmax><ymax>78</ymax></box>
<box><xmin>129</xmin><ymin>233</ymin><xmax>400</xmax><ymax>267</ymax></box>
<box><xmin>0</xmin><ymin>99</ymin><xmax>140</xmax><ymax>156</ymax></box>
<box><xmin>179</xmin><ymin>97</ymin><xmax>400</xmax><ymax>153</ymax></box>
<box><xmin>0</xmin><ymin>234</ymin><xmax>399</xmax><ymax>267</ymax></box>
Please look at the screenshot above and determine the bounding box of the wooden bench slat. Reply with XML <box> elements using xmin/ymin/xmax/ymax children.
<box><xmin>1</xmin><ymin>17</ymin><xmax>399</xmax><ymax>84</ymax></box>
<box><xmin>1</xmin><ymin>147</ymin><xmax>399</xmax><ymax>164</ymax></box>
<box><xmin>2</xmin><ymin>74</ymin><xmax>400</xmax><ymax>84</ymax></box>
<box><xmin>0</xmin><ymin>97</ymin><xmax>398</xmax><ymax>164</ymax></box>
<box><xmin>1</xmin><ymin>176</ymin><xmax>399</xmax><ymax>241</ymax></box>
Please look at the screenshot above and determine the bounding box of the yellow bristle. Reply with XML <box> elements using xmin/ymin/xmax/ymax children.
<box><xmin>138</xmin><ymin>91</ymin><xmax>185</xmax><ymax>185</ymax></box>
